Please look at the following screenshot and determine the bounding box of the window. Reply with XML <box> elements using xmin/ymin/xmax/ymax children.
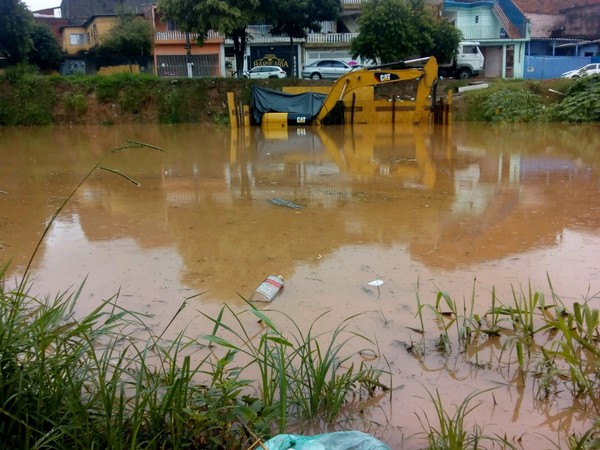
<box><xmin>69</xmin><ymin>33</ymin><xmax>88</xmax><ymax>46</ymax></box>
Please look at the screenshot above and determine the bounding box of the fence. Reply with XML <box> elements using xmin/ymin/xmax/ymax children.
<box><xmin>156</xmin><ymin>54</ymin><xmax>220</xmax><ymax>77</ymax></box>
<box><xmin>524</xmin><ymin>55</ymin><xmax>590</xmax><ymax>79</ymax></box>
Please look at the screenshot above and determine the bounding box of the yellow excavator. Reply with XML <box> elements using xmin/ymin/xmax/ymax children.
<box><xmin>313</xmin><ymin>56</ymin><xmax>439</xmax><ymax>125</ymax></box>
<box><xmin>233</xmin><ymin>56</ymin><xmax>440</xmax><ymax>127</ymax></box>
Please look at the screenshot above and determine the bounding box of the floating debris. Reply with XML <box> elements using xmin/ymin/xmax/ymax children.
<box><xmin>251</xmin><ymin>275</ymin><xmax>284</xmax><ymax>302</ymax></box>
<box><xmin>270</xmin><ymin>198</ymin><xmax>303</xmax><ymax>209</ymax></box>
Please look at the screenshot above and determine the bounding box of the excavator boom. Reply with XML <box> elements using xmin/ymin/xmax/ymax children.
<box><xmin>314</xmin><ymin>56</ymin><xmax>438</xmax><ymax>125</ymax></box>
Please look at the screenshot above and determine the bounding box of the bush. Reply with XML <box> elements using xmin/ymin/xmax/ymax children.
<box><xmin>481</xmin><ymin>89</ymin><xmax>544</xmax><ymax>123</ymax></box>
<box><xmin>547</xmin><ymin>75</ymin><xmax>600</xmax><ymax>122</ymax></box>
<box><xmin>0</xmin><ymin>76</ymin><xmax>56</xmax><ymax>125</ymax></box>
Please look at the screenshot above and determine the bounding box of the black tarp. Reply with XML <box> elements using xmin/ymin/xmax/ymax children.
<box><xmin>251</xmin><ymin>86</ymin><xmax>327</xmax><ymax>125</ymax></box>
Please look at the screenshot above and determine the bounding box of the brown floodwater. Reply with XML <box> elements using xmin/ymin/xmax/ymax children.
<box><xmin>1</xmin><ymin>122</ymin><xmax>600</xmax><ymax>447</ymax></box>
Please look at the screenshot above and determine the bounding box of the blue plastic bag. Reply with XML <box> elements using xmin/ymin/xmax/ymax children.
<box><xmin>263</xmin><ymin>430</ymin><xmax>390</xmax><ymax>450</ymax></box>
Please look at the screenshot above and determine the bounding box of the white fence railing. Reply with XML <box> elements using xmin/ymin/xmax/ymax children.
<box><xmin>155</xmin><ymin>30</ymin><xmax>223</xmax><ymax>41</ymax></box>
<box><xmin>156</xmin><ymin>30</ymin><xmax>359</xmax><ymax>45</ymax></box>
<box><xmin>224</xmin><ymin>36</ymin><xmax>303</xmax><ymax>45</ymax></box>
<box><xmin>459</xmin><ymin>25</ymin><xmax>504</xmax><ymax>40</ymax></box>
<box><xmin>306</xmin><ymin>33</ymin><xmax>358</xmax><ymax>43</ymax></box>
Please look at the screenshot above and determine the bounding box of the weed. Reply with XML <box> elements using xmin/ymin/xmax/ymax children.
<box><xmin>481</xmin><ymin>89</ymin><xmax>544</xmax><ymax>123</ymax></box>
<box><xmin>200</xmin><ymin>303</ymin><xmax>389</xmax><ymax>431</ymax></box>
<box><xmin>413</xmin><ymin>388</ymin><xmax>515</xmax><ymax>449</ymax></box>
<box><xmin>64</xmin><ymin>91</ymin><xmax>88</xmax><ymax>118</ymax></box>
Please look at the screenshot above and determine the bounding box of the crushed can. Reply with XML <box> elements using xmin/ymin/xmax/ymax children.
<box><xmin>251</xmin><ymin>275</ymin><xmax>284</xmax><ymax>302</ymax></box>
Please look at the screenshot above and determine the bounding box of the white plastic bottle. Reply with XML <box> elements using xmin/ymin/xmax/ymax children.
<box><xmin>251</xmin><ymin>275</ymin><xmax>284</xmax><ymax>302</ymax></box>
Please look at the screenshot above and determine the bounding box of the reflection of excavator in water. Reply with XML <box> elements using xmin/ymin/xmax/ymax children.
<box><xmin>228</xmin><ymin>56</ymin><xmax>447</xmax><ymax>127</ymax></box>
<box><xmin>230</xmin><ymin>122</ymin><xmax>443</xmax><ymax>190</ymax></box>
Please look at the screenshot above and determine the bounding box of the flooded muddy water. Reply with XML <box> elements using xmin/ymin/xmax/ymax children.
<box><xmin>1</xmin><ymin>122</ymin><xmax>600</xmax><ymax>447</ymax></box>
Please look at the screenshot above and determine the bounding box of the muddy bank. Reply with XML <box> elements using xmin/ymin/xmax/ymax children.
<box><xmin>1</xmin><ymin>74</ymin><xmax>583</xmax><ymax>127</ymax></box>
<box><xmin>0</xmin><ymin>74</ymin><xmax>455</xmax><ymax>127</ymax></box>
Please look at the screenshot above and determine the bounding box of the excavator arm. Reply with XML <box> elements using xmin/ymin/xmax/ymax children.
<box><xmin>314</xmin><ymin>56</ymin><xmax>438</xmax><ymax>125</ymax></box>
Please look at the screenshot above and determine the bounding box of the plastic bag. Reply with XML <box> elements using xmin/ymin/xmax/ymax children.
<box><xmin>263</xmin><ymin>430</ymin><xmax>390</xmax><ymax>450</ymax></box>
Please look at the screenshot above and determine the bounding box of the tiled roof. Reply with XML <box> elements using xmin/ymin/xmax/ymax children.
<box><xmin>61</xmin><ymin>0</ymin><xmax>150</xmax><ymax>24</ymax></box>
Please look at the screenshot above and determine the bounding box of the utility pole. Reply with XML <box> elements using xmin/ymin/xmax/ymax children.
<box><xmin>185</xmin><ymin>32</ymin><xmax>193</xmax><ymax>78</ymax></box>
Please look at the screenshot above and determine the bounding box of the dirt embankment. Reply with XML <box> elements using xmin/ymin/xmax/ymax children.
<box><xmin>0</xmin><ymin>76</ymin><xmax>335</xmax><ymax>126</ymax></box>
<box><xmin>1</xmin><ymin>75</ymin><xmax>459</xmax><ymax>126</ymax></box>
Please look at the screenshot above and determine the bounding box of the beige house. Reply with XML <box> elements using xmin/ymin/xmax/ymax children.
<box><xmin>62</xmin><ymin>16</ymin><xmax>118</xmax><ymax>55</ymax></box>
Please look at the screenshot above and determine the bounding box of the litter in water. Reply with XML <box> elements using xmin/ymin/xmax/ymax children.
<box><xmin>250</xmin><ymin>275</ymin><xmax>284</xmax><ymax>302</ymax></box>
<box><xmin>263</xmin><ymin>430</ymin><xmax>390</xmax><ymax>449</ymax></box>
<box><xmin>270</xmin><ymin>198</ymin><xmax>303</xmax><ymax>209</ymax></box>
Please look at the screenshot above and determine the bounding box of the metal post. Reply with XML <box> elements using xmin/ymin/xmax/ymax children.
<box><xmin>185</xmin><ymin>32</ymin><xmax>192</xmax><ymax>78</ymax></box>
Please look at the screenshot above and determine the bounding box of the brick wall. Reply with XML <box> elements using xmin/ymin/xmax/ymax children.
<box><xmin>513</xmin><ymin>0</ymin><xmax>600</xmax><ymax>15</ymax></box>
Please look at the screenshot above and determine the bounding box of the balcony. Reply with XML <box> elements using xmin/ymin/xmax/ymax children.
<box><xmin>155</xmin><ymin>30</ymin><xmax>223</xmax><ymax>42</ymax></box>
<box><xmin>460</xmin><ymin>25</ymin><xmax>506</xmax><ymax>40</ymax></box>
<box><xmin>306</xmin><ymin>33</ymin><xmax>358</xmax><ymax>43</ymax></box>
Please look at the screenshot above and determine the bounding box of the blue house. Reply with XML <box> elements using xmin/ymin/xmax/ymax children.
<box><xmin>442</xmin><ymin>0</ymin><xmax>530</xmax><ymax>78</ymax></box>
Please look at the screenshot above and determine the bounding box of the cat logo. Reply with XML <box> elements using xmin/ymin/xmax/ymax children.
<box><xmin>375</xmin><ymin>72</ymin><xmax>399</xmax><ymax>82</ymax></box>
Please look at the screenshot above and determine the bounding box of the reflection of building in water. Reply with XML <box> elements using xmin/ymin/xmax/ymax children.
<box><xmin>412</xmin><ymin>141</ymin><xmax>591</xmax><ymax>269</ymax></box>
<box><xmin>62</xmin><ymin>123</ymin><xmax>599</xmax><ymax>300</ymax></box>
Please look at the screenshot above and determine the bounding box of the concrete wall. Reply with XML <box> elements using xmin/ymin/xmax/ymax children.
<box><xmin>563</xmin><ymin>5</ymin><xmax>600</xmax><ymax>38</ymax></box>
<box><xmin>526</xmin><ymin>13</ymin><xmax>564</xmax><ymax>37</ymax></box>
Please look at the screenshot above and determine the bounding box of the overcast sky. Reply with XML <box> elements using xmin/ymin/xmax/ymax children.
<box><xmin>25</xmin><ymin>0</ymin><xmax>61</xmax><ymax>13</ymax></box>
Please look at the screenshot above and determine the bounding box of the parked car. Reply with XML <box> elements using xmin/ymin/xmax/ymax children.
<box><xmin>301</xmin><ymin>59</ymin><xmax>356</xmax><ymax>80</ymax></box>
<box><xmin>561</xmin><ymin>63</ymin><xmax>600</xmax><ymax>79</ymax></box>
<box><xmin>243</xmin><ymin>66</ymin><xmax>287</xmax><ymax>79</ymax></box>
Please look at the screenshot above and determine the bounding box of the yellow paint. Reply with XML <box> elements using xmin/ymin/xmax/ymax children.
<box><xmin>315</xmin><ymin>57</ymin><xmax>438</xmax><ymax>125</ymax></box>
<box><xmin>275</xmin><ymin>58</ymin><xmax>439</xmax><ymax>126</ymax></box>
<box><xmin>283</xmin><ymin>86</ymin><xmax>331</xmax><ymax>95</ymax></box>
<box><xmin>261</xmin><ymin>112</ymin><xmax>288</xmax><ymax>127</ymax></box>
<box><xmin>227</xmin><ymin>92</ymin><xmax>238</xmax><ymax>128</ymax></box>
<box><xmin>98</xmin><ymin>65</ymin><xmax>140</xmax><ymax>75</ymax></box>
<box><xmin>62</xmin><ymin>16</ymin><xmax>118</xmax><ymax>55</ymax></box>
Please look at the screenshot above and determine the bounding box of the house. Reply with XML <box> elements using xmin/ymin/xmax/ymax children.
<box><xmin>152</xmin><ymin>7</ymin><xmax>225</xmax><ymax>78</ymax></box>
<box><xmin>58</xmin><ymin>0</ymin><xmax>153</xmax><ymax>74</ymax></box>
<box><xmin>441</xmin><ymin>0</ymin><xmax>530</xmax><ymax>78</ymax></box>
<box><xmin>222</xmin><ymin>0</ymin><xmax>365</xmax><ymax>77</ymax></box>
<box><xmin>275</xmin><ymin>0</ymin><xmax>532</xmax><ymax>78</ymax></box>
<box><xmin>223</xmin><ymin>25</ymin><xmax>299</xmax><ymax>78</ymax></box>
<box><xmin>512</xmin><ymin>0</ymin><xmax>600</xmax><ymax>78</ymax></box>
<box><xmin>32</xmin><ymin>8</ymin><xmax>69</xmax><ymax>50</ymax></box>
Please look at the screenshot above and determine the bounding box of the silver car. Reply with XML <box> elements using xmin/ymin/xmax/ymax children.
<box><xmin>301</xmin><ymin>59</ymin><xmax>355</xmax><ymax>80</ymax></box>
<box><xmin>243</xmin><ymin>66</ymin><xmax>287</xmax><ymax>79</ymax></box>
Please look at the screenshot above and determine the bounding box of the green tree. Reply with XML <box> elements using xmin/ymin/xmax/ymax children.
<box><xmin>350</xmin><ymin>0</ymin><xmax>461</xmax><ymax>64</ymax></box>
<box><xmin>263</xmin><ymin>0</ymin><xmax>341</xmax><ymax>76</ymax></box>
<box><xmin>157</xmin><ymin>0</ymin><xmax>261</xmax><ymax>77</ymax></box>
<box><xmin>0</xmin><ymin>0</ymin><xmax>34</xmax><ymax>64</ymax></box>
<box><xmin>28</xmin><ymin>22</ymin><xmax>63</xmax><ymax>72</ymax></box>
<box><xmin>97</xmin><ymin>12</ymin><xmax>154</xmax><ymax>57</ymax></box>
